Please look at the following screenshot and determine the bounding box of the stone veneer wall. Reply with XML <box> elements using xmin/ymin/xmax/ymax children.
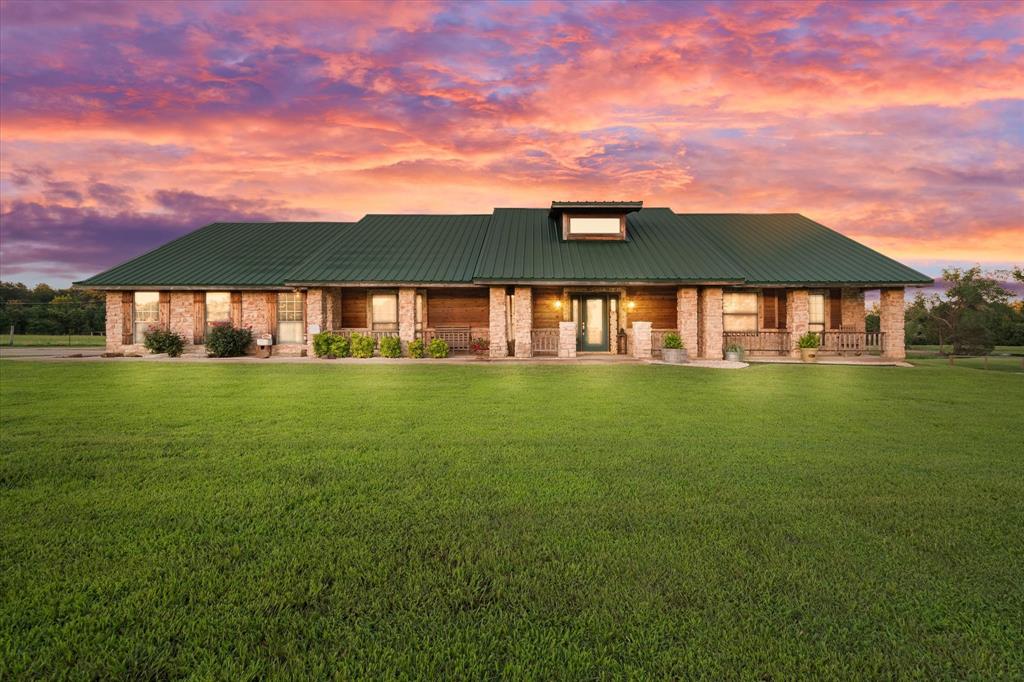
<box><xmin>787</xmin><ymin>289</ymin><xmax>809</xmax><ymax>358</ymax></box>
<box><xmin>879</xmin><ymin>287</ymin><xmax>906</xmax><ymax>359</ymax></box>
<box><xmin>558</xmin><ymin>321</ymin><xmax>576</xmax><ymax>358</ymax></box>
<box><xmin>398</xmin><ymin>288</ymin><xmax>416</xmax><ymax>352</ymax></box>
<box><xmin>632</xmin><ymin>320</ymin><xmax>652</xmax><ymax>359</ymax></box>
<box><xmin>513</xmin><ymin>286</ymin><xmax>533</xmax><ymax>358</ymax></box>
<box><xmin>841</xmin><ymin>289</ymin><xmax>866</xmax><ymax>332</ymax></box>
<box><xmin>698</xmin><ymin>287</ymin><xmax>724</xmax><ymax>359</ymax></box>
<box><xmin>676</xmin><ymin>287</ymin><xmax>699</xmax><ymax>354</ymax></box>
<box><xmin>488</xmin><ymin>287</ymin><xmax>508</xmax><ymax>358</ymax></box>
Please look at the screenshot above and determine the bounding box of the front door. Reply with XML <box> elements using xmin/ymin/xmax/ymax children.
<box><xmin>576</xmin><ymin>295</ymin><xmax>609</xmax><ymax>351</ymax></box>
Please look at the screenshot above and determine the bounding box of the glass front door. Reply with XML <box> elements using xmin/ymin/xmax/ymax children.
<box><xmin>574</xmin><ymin>295</ymin><xmax>609</xmax><ymax>351</ymax></box>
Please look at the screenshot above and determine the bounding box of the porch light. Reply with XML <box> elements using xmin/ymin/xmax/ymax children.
<box><xmin>553</xmin><ymin>299</ymin><xmax>562</xmax><ymax>310</ymax></box>
<box><xmin>626</xmin><ymin>300</ymin><xmax>636</xmax><ymax>312</ymax></box>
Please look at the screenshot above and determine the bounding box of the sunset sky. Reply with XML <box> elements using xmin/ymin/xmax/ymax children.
<box><xmin>1</xmin><ymin>0</ymin><xmax>1022</xmax><ymax>288</ymax></box>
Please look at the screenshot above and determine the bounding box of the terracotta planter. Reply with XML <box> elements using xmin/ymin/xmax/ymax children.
<box><xmin>800</xmin><ymin>347</ymin><xmax>818</xmax><ymax>363</ymax></box>
<box><xmin>662</xmin><ymin>347</ymin><xmax>687</xmax><ymax>364</ymax></box>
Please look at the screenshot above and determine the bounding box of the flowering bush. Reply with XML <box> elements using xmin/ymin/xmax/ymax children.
<box><xmin>469</xmin><ymin>337</ymin><xmax>488</xmax><ymax>353</ymax></box>
<box><xmin>143</xmin><ymin>327</ymin><xmax>186</xmax><ymax>357</ymax></box>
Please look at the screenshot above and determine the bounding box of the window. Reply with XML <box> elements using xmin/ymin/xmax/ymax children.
<box><xmin>808</xmin><ymin>293</ymin><xmax>825</xmax><ymax>333</ymax></box>
<box><xmin>568</xmin><ymin>216</ymin><xmax>622</xmax><ymax>235</ymax></box>
<box><xmin>205</xmin><ymin>292</ymin><xmax>231</xmax><ymax>336</ymax></box>
<box><xmin>277</xmin><ymin>292</ymin><xmax>304</xmax><ymax>343</ymax></box>
<box><xmin>133</xmin><ymin>291</ymin><xmax>160</xmax><ymax>343</ymax></box>
<box><xmin>370</xmin><ymin>292</ymin><xmax>398</xmax><ymax>330</ymax></box>
<box><xmin>723</xmin><ymin>292</ymin><xmax>758</xmax><ymax>332</ymax></box>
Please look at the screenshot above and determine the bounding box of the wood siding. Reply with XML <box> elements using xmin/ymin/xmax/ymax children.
<box><xmin>626</xmin><ymin>287</ymin><xmax>676</xmax><ymax>329</ymax></box>
<box><xmin>341</xmin><ymin>289</ymin><xmax>367</xmax><ymax>328</ymax></box>
<box><xmin>121</xmin><ymin>291</ymin><xmax>133</xmax><ymax>345</ymax></box>
<box><xmin>532</xmin><ymin>287</ymin><xmax>563</xmax><ymax>329</ymax></box>
<box><xmin>427</xmin><ymin>288</ymin><xmax>489</xmax><ymax>327</ymax></box>
<box><xmin>193</xmin><ymin>292</ymin><xmax>205</xmax><ymax>343</ymax></box>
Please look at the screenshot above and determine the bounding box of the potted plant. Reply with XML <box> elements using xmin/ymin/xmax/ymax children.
<box><xmin>724</xmin><ymin>343</ymin><xmax>743</xmax><ymax>362</ymax></box>
<box><xmin>797</xmin><ymin>332</ymin><xmax>820</xmax><ymax>362</ymax></box>
<box><xmin>661</xmin><ymin>332</ymin><xmax>687</xmax><ymax>364</ymax></box>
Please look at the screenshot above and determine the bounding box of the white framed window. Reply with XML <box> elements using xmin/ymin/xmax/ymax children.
<box><xmin>133</xmin><ymin>291</ymin><xmax>159</xmax><ymax>343</ymax></box>
<box><xmin>723</xmin><ymin>292</ymin><xmax>758</xmax><ymax>332</ymax></box>
<box><xmin>808</xmin><ymin>293</ymin><xmax>825</xmax><ymax>333</ymax></box>
<box><xmin>277</xmin><ymin>292</ymin><xmax>304</xmax><ymax>343</ymax></box>
<box><xmin>568</xmin><ymin>216</ymin><xmax>621</xmax><ymax>235</ymax></box>
<box><xmin>371</xmin><ymin>292</ymin><xmax>398</xmax><ymax>330</ymax></box>
<box><xmin>205</xmin><ymin>292</ymin><xmax>231</xmax><ymax>336</ymax></box>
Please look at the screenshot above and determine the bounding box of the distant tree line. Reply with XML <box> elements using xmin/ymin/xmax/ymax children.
<box><xmin>895</xmin><ymin>267</ymin><xmax>1024</xmax><ymax>354</ymax></box>
<box><xmin>0</xmin><ymin>282</ymin><xmax>106</xmax><ymax>335</ymax></box>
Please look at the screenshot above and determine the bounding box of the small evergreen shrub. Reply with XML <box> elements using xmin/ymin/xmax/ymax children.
<box><xmin>408</xmin><ymin>338</ymin><xmax>425</xmax><ymax>358</ymax></box>
<box><xmin>350</xmin><ymin>332</ymin><xmax>375</xmax><ymax>358</ymax></box>
<box><xmin>726</xmin><ymin>343</ymin><xmax>743</xmax><ymax>353</ymax></box>
<box><xmin>312</xmin><ymin>331</ymin><xmax>334</xmax><ymax>358</ymax></box>
<box><xmin>797</xmin><ymin>332</ymin><xmax>820</xmax><ymax>349</ymax></box>
<box><xmin>143</xmin><ymin>328</ymin><xmax>186</xmax><ymax>357</ymax></box>
<box><xmin>428</xmin><ymin>338</ymin><xmax>450</xmax><ymax>358</ymax></box>
<box><xmin>379</xmin><ymin>335</ymin><xmax>402</xmax><ymax>358</ymax></box>
<box><xmin>662</xmin><ymin>332</ymin><xmax>683</xmax><ymax>349</ymax></box>
<box><xmin>329</xmin><ymin>334</ymin><xmax>351</xmax><ymax>358</ymax></box>
<box><xmin>205</xmin><ymin>324</ymin><xmax>253</xmax><ymax>357</ymax></box>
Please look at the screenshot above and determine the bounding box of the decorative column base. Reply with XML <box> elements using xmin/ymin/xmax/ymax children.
<box><xmin>558</xmin><ymin>321</ymin><xmax>576</xmax><ymax>358</ymax></box>
<box><xmin>489</xmin><ymin>287</ymin><xmax>509</xmax><ymax>358</ymax></box>
<box><xmin>632</xmin><ymin>321</ymin><xmax>652</xmax><ymax>359</ymax></box>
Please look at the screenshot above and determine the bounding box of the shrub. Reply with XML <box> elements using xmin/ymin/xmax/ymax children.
<box><xmin>205</xmin><ymin>323</ymin><xmax>253</xmax><ymax>357</ymax></box>
<box><xmin>350</xmin><ymin>332</ymin><xmax>375</xmax><ymax>358</ymax></box>
<box><xmin>662</xmin><ymin>332</ymin><xmax>683</xmax><ymax>349</ymax></box>
<box><xmin>428</xmin><ymin>338</ymin><xmax>450</xmax><ymax>358</ymax></box>
<box><xmin>797</xmin><ymin>332</ymin><xmax>820</xmax><ymax>349</ymax></box>
<box><xmin>469</xmin><ymin>337</ymin><xmax>488</xmax><ymax>353</ymax></box>
<box><xmin>329</xmin><ymin>334</ymin><xmax>350</xmax><ymax>358</ymax></box>
<box><xmin>726</xmin><ymin>343</ymin><xmax>743</xmax><ymax>353</ymax></box>
<box><xmin>143</xmin><ymin>328</ymin><xmax>186</xmax><ymax>357</ymax></box>
<box><xmin>408</xmin><ymin>338</ymin><xmax>425</xmax><ymax>358</ymax></box>
<box><xmin>312</xmin><ymin>331</ymin><xmax>334</xmax><ymax>358</ymax></box>
<box><xmin>379</xmin><ymin>335</ymin><xmax>402</xmax><ymax>358</ymax></box>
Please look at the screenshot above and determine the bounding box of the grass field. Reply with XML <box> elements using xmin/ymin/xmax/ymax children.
<box><xmin>4</xmin><ymin>334</ymin><xmax>106</xmax><ymax>347</ymax></box>
<box><xmin>909</xmin><ymin>344</ymin><xmax>1024</xmax><ymax>356</ymax></box>
<box><xmin>1</xmin><ymin>361</ymin><xmax>1022</xmax><ymax>678</ymax></box>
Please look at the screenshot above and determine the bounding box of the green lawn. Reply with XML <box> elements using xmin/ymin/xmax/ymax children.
<box><xmin>909</xmin><ymin>344</ymin><xmax>1024</xmax><ymax>356</ymax></box>
<box><xmin>4</xmin><ymin>334</ymin><xmax>106</xmax><ymax>347</ymax></box>
<box><xmin>1</xmin><ymin>361</ymin><xmax>1022</xmax><ymax>678</ymax></box>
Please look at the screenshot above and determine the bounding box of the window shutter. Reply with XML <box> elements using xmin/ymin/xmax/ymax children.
<box><xmin>121</xmin><ymin>292</ymin><xmax>134</xmax><ymax>345</ymax></box>
<box><xmin>159</xmin><ymin>291</ymin><xmax>171</xmax><ymax>330</ymax></box>
<box><xmin>763</xmin><ymin>292</ymin><xmax>776</xmax><ymax>329</ymax></box>
<box><xmin>776</xmin><ymin>291</ymin><xmax>787</xmax><ymax>329</ymax></box>
<box><xmin>193</xmin><ymin>292</ymin><xmax>205</xmax><ymax>344</ymax></box>
<box><xmin>266</xmin><ymin>292</ymin><xmax>278</xmax><ymax>339</ymax></box>
<box><xmin>231</xmin><ymin>292</ymin><xmax>242</xmax><ymax>327</ymax></box>
<box><xmin>829</xmin><ymin>289</ymin><xmax>842</xmax><ymax>329</ymax></box>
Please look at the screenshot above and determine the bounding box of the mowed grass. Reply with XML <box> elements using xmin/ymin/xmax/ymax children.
<box><xmin>1</xmin><ymin>361</ymin><xmax>1022</xmax><ymax>679</ymax></box>
<box><xmin>4</xmin><ymin>334</ymin><xmax>106</xmax><ymax>347</ymax></box>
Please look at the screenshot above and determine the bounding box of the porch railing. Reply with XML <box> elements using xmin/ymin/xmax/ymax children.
<box><xmin>333</xmin><ymin>328</ymin><xmax>399</xmax><ymax>343</ymax></box>
<box><xmin>723</xmin><ymin>331</ymin><xmax>791</xmax><ymax>355</ymax></box>
<box><xmin>650</xmin><ymin>329</ymin><xmax>677</xmax><ymax>357</ymax></box>
<box><xmin>818</xmin><ymin>330</ymin><xmax>884</xmax><ymax>354</ymax></box>
<box><xmin>532</xmin><ymin>328</ymin><xmax>559</xmax><ymax>355</ymax></box>
<box><xmin>423</xmin><ymin>327</ymin><xmax>473</xmax><ymax>352</ymax></box>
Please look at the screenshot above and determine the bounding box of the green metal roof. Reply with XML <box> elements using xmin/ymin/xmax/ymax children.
<box><xmin>76</xmin><ymin>208</ymin><xmax>930</xmax><ymax>288</ymax></box>
<box><xmin>285</xmin><ymin>214</ymin><xmax>491</xmax><ymax>284</ymax></box>
<box><xmin>550</xmin><ymin>200</ymin><xmax>643</xmax><ymax>211</ymax></box>
<box><xmin>474</xmin><ymin>208</ymin><xmax>744</xmax><ymax>283</ymax></box>
<box><xmin>75</xmin><ymin>222</ymin><xmax>353</xmax><ymax>288</ymax></box>
<box><xmin>685</xmin><ymin>214</ymin><xmax>932</xmax><ymax>285</ymax></box>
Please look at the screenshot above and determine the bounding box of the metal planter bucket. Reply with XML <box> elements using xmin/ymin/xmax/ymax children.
<box><xmin>662</xmin><ymin>348</ymin><xmax>687</xmax><ymax>364</ymax></box>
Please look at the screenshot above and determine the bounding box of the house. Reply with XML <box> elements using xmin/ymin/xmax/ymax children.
<box><xmin>75</xmin><ymin>201</ymin><xmax>930</xmax><ymax>360</ymax></box>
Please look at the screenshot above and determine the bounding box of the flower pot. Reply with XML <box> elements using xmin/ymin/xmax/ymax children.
<box><xmin>725</xmin><ymin>350</ymin><xmax>741</xmax><ymax>362</ymax></box>
<box><xmin>662</xmin><ymin>347</ymin><xmax>687</xmax><ymax>364</ymax></box>
<box><xmin>800</xmin><ymin>347</ymin><xmax>818</xmax><ymax>363</ymax></box>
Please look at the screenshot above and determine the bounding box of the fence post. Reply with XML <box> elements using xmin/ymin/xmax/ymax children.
<box><xmin>8</xmin><ymin>325</ymin><xmax>13</xmax><ymax>346</ymax></box>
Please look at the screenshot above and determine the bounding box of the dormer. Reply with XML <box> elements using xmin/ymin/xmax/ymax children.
<box><xmin>550</xmin><ymin>201</ymin><xmax>643</xmax><ymax>241</ymax></box>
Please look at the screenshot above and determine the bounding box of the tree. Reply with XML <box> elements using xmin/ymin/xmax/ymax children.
<box><xmin>931</xmin><ymin>267</ymin><xmax>1012</xmax><ymax>355</ymax></box>
<box><xmin>903</xmin><ymin>292</ymin><xmax>938</xmax><ymax>346</ymax></box>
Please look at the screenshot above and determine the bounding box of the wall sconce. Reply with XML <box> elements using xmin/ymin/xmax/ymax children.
<box><xmin>553</xmin><ymin>299</ymin><xmax>562</xmax><ymax>310</ymax></box>
<box><xmin>626</xmin><ymin>300</ymin><xmax>636</xmax><ymax>312</ymax></box>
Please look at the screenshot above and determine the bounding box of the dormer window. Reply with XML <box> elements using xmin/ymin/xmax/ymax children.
<box><xmin>551</xmin><ymin>200</ymin><xmax>641</xmax><ymax>241</ymax></box>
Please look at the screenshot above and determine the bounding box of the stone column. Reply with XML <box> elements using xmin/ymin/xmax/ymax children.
<box><xmin>514</xmin><ymin>286</ymin><xmax>533</xmax><ymax>358</ymax></box>
<box><xmin>879</xmin><ymin>287</ymin><xmax>906</xmax><ymax>360</ymax></box>
<box><xmin>105</xmin><ymin>291</ymin><xmax>123</xmax><ymax>353</ymax></box>
<box><xmin>841</xmin><ymin>288</ymin><xmax>866</xmax><ymax>332</ymax></box>
<box><xmin>305</xmin><ymin>288</ymin><xmax>325</xmax><ymax>356</ymax></box>
<box><xmin>398</xmin><ymin>287</ymin><xmax>416</xmax><ymax>354</ymax></box>
<box><xmin>699</xmin><ymin>287</ymin><xmax>724</xmax><ymax>359</ymax></box>
<box><xmin>676</xmin><ymin>287</ymin><xmax>699</xmax><ymax>354</ymax></box>
<box><xmin>558</xmin><ymin>321</ymin><xmax>577</xmax><ymax>358</ymax></box>
<box><xmin>632</xmin><ymin>321</ymin><xmax>652</xmax><ymax>359</ymax></box>
<box><xmin>787</xmin><ymin>289</ymin><xmax>809</xmax><ymax>358</ymax></box>
<box><xmin>489</xmin><ymin>287</ymin><xmax>508</xmax><ymax>358</ymax></box>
